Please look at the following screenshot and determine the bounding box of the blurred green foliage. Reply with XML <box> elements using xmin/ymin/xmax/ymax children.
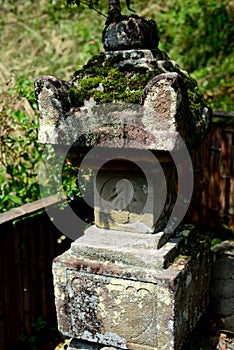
<box><xmin>0</xmin><ymin>80</ymin><xmax>42</xmax><ymax>211</ymax></box>
<box><xmin>0</xmin><ymin>79</ymin><xmax>81</xmax><ymax>212</ymax></box>
<box><xmin>139</xmin><ymin>0</ymin><xmax>234</xmax><ymax>111</ymax></box>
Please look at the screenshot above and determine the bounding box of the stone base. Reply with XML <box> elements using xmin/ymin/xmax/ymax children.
<box><xmin>53</xmin><ymin>226</ymin><xmax>211</xmax><ymax>350</ymax></box>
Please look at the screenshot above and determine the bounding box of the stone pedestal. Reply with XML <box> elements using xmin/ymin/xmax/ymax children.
<box><xmin>53</xmin><ymin>227</ymin><xmax>210</xmax><ymax>350</ymax></box>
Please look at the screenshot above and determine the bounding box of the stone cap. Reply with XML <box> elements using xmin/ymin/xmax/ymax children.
<box><xmin>35</xmin><ymin>49</ymin><xmax>212</xmax><ymax>152</ymax></box>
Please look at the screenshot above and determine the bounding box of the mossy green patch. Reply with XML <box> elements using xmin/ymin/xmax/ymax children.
<box><xmin>68</xmin><ymin>53</ymin><xmax>164</xmax><ymax>106</ymax></box>
<box><xmin>69</xmin><ymin>53</ymin><xmax>209</xmax><ymax>115</ymax></box>
<box><xmin>173</xmin><ymin>254</ymin><xmax>192</xmax><ymax>264</ymax></box>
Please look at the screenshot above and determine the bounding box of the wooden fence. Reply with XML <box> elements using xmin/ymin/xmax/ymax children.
<box><xmin>189</xmin><ymin>111</ymin><xmax>234</xmax><ymax>230</ymax></box>
<box><xmin>0</xmin><ymin>196</ymin><xmax>72</xmax><ymax>350</ymax></box>
<box><xmin>0</xmin><ymin>111</ymin><xmax>233</xmax><ymax>350</ymax></box>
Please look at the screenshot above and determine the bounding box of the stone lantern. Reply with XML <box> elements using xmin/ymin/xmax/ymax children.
<box><xmin>35</xmin><ymin>14</ymin><xmax>212</xmax><ymax>350</ymax></box>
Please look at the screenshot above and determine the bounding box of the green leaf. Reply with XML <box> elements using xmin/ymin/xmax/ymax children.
<box><xmin>211</xmin><ymin>238</ymin><xmax>222</xmax><ymax>248</ymax></box>
<box><xmin>8</xmin><ymin>195</ymin><xmax>23</xmax><ymax>205</ymax></box>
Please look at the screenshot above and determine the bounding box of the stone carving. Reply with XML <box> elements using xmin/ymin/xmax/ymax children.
<box><xmin>67</xmin><ymin>272</ymin><xmax>157</xmax><ymax>346</ymax></box>
<box><xmin>94</xmin><ymin>159</ymin><xmax>172</xmax><ymax>234</ymax></box>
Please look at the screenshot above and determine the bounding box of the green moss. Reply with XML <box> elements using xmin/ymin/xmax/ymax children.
<box><xmin>80</xmin><ymin>77</ymin><xmax>102</xmax><ymax>90</ymax></box>
<box><xmin>68</xmin><ymin>87</ymin><xmax>85</xmax><ymax>107</ymax></box>
<box><xmin>156</xmin><ymin>59</ymin><xmax>211</xmax><ymax>131</ymax></box>
<box><xmin>173</xmin><ymin>255</ymin><xmax>191</xmax><ymax>264</ymax></box>
<box><xmin>68</xmin><ymin>53</ymin><xmax>164</xmax><ymax>106</ymax></box>
<box><xmin>70</xmin><ymin>52</ymin><xmax>208</xmax><ymax>110</ymax></box>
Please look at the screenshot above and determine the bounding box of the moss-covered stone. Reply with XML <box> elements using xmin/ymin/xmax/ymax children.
<box><xmin>35</xmin><ymin>49</ymin><xmax>211</xmax><ymax>148</ymax></box>
<box><xmin>154</xmin><ymin>60</ymin><xmax>211</xmax><ymax>138</ymax></box>
<box><xmin>68</xmin><ymin>53</ymin><xmax>164</xmax><ymax>106</ymax></box>
<box><xmin>68</xmin><ymin>51</ymin><xmax>211</xmax><ymax>139</ymax></box>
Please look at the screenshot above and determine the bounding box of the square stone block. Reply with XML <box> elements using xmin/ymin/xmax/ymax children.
<box><xmin>53</xmin><ymin>231</ymin><xmax>210</xmax><ymax>350</ymax></box>
<box><xmin>94</xmin><ymin>163</ymin><xmax>168</xmax><ymax>234</ymax></box>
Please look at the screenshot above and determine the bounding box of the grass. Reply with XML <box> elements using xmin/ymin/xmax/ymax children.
<box><xmin>0</xmin><ymin>0</ymin><xmax>104</xmax><ymax>81</ymax></box>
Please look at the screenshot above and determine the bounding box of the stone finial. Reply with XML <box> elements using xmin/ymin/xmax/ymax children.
<box><xmin>103</xmin><ymin>15</ymin><xmax>159</xmax><ymax>51</ymax></box>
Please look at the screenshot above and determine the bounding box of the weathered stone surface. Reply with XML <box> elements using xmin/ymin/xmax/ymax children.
<box><xmin>35</xmin><ymin>49</ymin><xmax>211</xmax><ymax>151</ymax></box>
<box><xmin>141</xmin><ymin>72</ymin><xmax>209</xmax><ymax>150</ymax></box>
<box><xmin>103</xmin><ymin>15</ymin><xmax>159</xmax><ymax>51</ymax></box>
<box><xmin>94</xmin><ymin>160</ymin><xmax>176</xmax><ymax>234</ymax></box>
<box><xmin>103</xmin><ymin>48</ymin><xmax>169</xmax><ymax>68</ymax></box>
<box><xmin>70</xmin><ymin>225</ymin><xmax>182</xmax><ymax>268</ymax></box>
<box><xmin>34</xmin><ymin>75</ymin><xmax>70</xmax><ymax>126</ymax></box>
<box><xmin>210</xmin><ymin>240</ymin><xmax>234</xmax><ymax>331</ymax></box>
<box><xmin>52</xmin><ymin>229</ymin><xmax>211</xmax><ymax>350</ymax></box>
